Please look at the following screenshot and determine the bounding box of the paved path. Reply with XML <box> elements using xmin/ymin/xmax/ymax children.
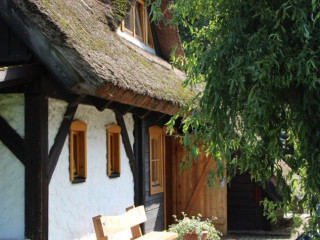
<box><xmin>221</xmin><ymin>234</ymin><xmax>293</xmax><ymax>240</ymax></box>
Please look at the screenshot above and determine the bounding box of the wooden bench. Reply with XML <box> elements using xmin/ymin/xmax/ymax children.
<box><xmin>92</xmin><ymin>206</ymin><xmax>178</xmax><ymax>240</ymax></box>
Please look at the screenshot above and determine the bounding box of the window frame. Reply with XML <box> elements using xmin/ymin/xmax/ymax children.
<box><xmin>106</xmin><ymin>124</ymin><xmax>121</xmax><ymax>178</ymax></box>
<box><xmin>149</xmin><ymin>126</ymin><xmax>164</xmax><ymax>195</ymax></box>
<box><xmin>69</xmin><ymin>120</ymin><xmax>87</xmax><ymax>183</ymax></box>
<box><xmin>121</xmin><ymin>0</ymin><xmax>154</xmax><ymax>49</ymax></box>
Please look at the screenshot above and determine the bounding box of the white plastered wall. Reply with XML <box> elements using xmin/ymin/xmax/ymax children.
<box><xmin>48</xmin><ymin>98</ymin><xmax>135</xmax><ymax>240</ymax></box>
<box><xmin>0</xmin><ymin>94</ymin><xmax>25</xmax><ymax>239</ymax></box>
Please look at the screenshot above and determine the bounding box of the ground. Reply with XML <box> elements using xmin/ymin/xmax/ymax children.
<box><xmin>221</xmin><ymin>214</ymin><xmax>310</xmax><ymax>240</ymax></box>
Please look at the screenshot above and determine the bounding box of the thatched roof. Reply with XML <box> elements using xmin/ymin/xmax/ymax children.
<box><xmin>2</xmin><ymin>0</ymin><xmax>192</xmax><ymax>115</ymax></box>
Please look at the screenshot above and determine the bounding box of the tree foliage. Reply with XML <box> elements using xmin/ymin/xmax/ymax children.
<box><xmin>151</xmin><ymin>0</ymin><xmax>320</xmax><ymax>233</ymax></box>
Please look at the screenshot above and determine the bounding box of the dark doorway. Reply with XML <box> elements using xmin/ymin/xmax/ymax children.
<box><xmin>227</xmin><ymin>170</ymin><xmax>271</xmax><ymax>231</ymax></box>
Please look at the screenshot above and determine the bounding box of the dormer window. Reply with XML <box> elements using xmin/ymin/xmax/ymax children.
<box><xmin>121</xmin><ymin>0</ymin><xmax>154</xmax><ymax>49</ymax></box>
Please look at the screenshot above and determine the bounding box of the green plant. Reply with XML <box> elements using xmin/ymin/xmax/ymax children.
<box><xmin>168</xmin><ymin>213</ymin><xmax>221</xmax><ymax>240</ymax></box>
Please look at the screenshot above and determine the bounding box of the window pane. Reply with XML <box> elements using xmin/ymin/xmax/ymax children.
<box><xmin>124</xmin><ymin>9</ymin><xmax>133</xmax><ymax>32</ymax></box>
<box><xmin>152</xmin><ymin>160</ymin><xmax>159</xmax><ymax>184</ymax></box>
<box><xmin>135</xmin><ymin>4</ymin><xmax>143</xmax><ymax>38</ymax></box>
<box><xmin>151</xmin><ymin>138</ymin><xmax>159</xmax><ymax>159</ymax></box>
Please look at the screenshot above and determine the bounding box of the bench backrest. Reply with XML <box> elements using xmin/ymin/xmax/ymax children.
<box><xmin>92</xmin><ymin>206</ymin><xmax>147</xmax><ymax>240</ymax></box>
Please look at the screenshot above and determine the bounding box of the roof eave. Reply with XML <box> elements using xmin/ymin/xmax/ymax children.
<box><xmin>0</xmin><ymin>0</ymin><xmax>182</xmax><ymax>115</ymax></box>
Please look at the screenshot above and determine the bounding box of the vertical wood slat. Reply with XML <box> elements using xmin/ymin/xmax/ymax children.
<box><xmin>173</xmin><ymin>142</ymin><xmax>228</xmax><ymax>235</ymax></box>
<box><xmin>25</xmin><ymin>79</ymin><xmax>48</xmax><ymax>240</ymax></box>
<box><xmin>126</xmin><ymin>206</ymin><xmax>143</xmax><ymax>239</ymax></box>
<box><xmin>172</xmin><ymin>138</ymin><xmax>177</xmax><ymax>220</ymax></box>
<box><xmin>92</xmin><ymin>215</ymin><xmax>108</xmax><ymax>240</ymax></box>
<box><xmin>185</xmin><ymin>157</ymin><xmax>213</xmax><ymax>214</ymax></box>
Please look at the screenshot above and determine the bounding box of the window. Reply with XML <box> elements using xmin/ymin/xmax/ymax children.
<box><xmin>107</xmin><ymin>124</ymin><xmax>121</xmax><ymax>178</ymax></box>
<box><xmin>149</xmin><ymin>126</ymin><xmax>164</xmax><ymax>195</ymax></box>
<box><xmin>121</xmin><ymin>0</ymin><xmax>154</xmax><ymax>49</ymax></box>
<box><xmin>69</xmin><ymin>120</ymin><xmax>87</xmax><ymax>183</ymax></box>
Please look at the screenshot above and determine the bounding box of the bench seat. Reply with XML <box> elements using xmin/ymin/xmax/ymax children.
<box><xmin>92</xmin><ymin>205</ymin><xmax>178</xmax><ymax>240</ymax></box>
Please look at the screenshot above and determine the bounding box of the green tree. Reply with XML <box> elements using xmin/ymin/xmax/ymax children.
<box><xmin>152</xmin><ymin>0</ymin><xmax>320</xmax><ymax>233</ymax></box>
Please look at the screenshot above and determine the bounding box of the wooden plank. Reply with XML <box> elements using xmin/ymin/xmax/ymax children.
<box><xmin>25</xmin><ymin>79</ymin><xmax>49</xmax><ymax>240</ymax></box>
<box><xmin>0</xmin><ymin>77</ymin><xmax>32</xmax><ymax>90</ymax></box>
<box><xmin>126</xmin><ymin>206</ymin><xmax>143</xmax><ymax>239</ymax></box>
<box><xmin>141</xmin><ymin>110</ymin><xmax>151</xmax><ymax>119</ymax></box>
<box><xmin>0</xmin><ymin>115</ymin><xmax>26</xmax><ymax>164</ymax></box>
<box><xmin>172</xmin><ymin>138</ymin><xmax>177</xmax><ymax>221</ymax></box>
<box><xmin>143</xmin><ymin>217</ymin><xmax>164</xmax><ymax>233</ymax></box>
<box><xmin>156</xmin><ymin>113</ymin><xmax>167</xmax><ymax>124</ymax></box>
<box><xmin>89</xmin><ymin>96</ymin><xmax>112</xmax><ymax>112</ymax></box>
<box><xmin>0</xmin><ymin>63</ymin><xmax>40</xmax><ymax>82</ymax></box>
<box><xmin>100</xmin><ymin>206</ymin><xmax>147</xmax><ymax>236</ymax></box>
<box><xmin>92</xmin><ymin>215</ymin><xmax>107</xmax><ymax>240</ymax></box>
<box><xmin>185</xmin><ymin>157</ymin><xmax>213</xmax><ymax>214</ymax></box>
<box><xmin>48</xmin><ymin>95</ymin><xmax>85</xmax><ymax>183</ymax></box>
<box><xmin>163</xmin><ymin>132</ymin><xmax>167</xmax><ymax>229</ymax></box>
<box><xmin>133</xmin><ymin>115</ymin><xmax>143</xmax><ymax>206</ymax></box>
<box><xmin>173</xmin><ymin>140</ymin><xmax>228</xmax><ymax>235</ymax></box>
<box><xmin>144</xmin><ymin>199</ymin><xmax>161</xmax><ymax>211</ymax></box>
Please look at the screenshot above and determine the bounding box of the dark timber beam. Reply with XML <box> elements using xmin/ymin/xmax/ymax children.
<box><xmin>89</xmin><ymin>96</ymin><xmax>112</xmax><ymax>112</ymax></box>
<box><xmin>114</xmin><ymin>110</ymin><xmax>138</xmax><ymax>200</ymax></box>
<box><xmin>156</xmin><ymin>113</ymin><xmax>168</xmax><ymax>124</ymax></box>
<box><xmin>122</xmin><ymin>106</ymin><xmax>134</xmax><ymax>115</ymax></box>
<box><xmin>48</xmin><ymin>95</ymin><xmax>85</xmax><ymax>183</ymax></box>
<box><xmin>133</xmin><ymin>115</ymin><xmax>143</xmax><ymax>205</ymax></box>
<box><xmin>0</xmin><ymin>63</ymin><xmax>40</xmax><ymax>82</ymax></box>
<box><xmin>0</xmin><ymin>115</ymin><xmax>26</xmax><ymax>164</ymax></box>
<box><xmin>0</xmin><ymin>77</ymin><xmax>32</xmax><ymax>90</ymax></box>
<box><xmin>25</xmin><ymin>79</ymin><xmax>48</xmax><ymax>240</ymax></box>
<box><xmin>140</xmin><ymin>110</ymin><xmax>151</xmax><ymax>119</ymax></box>
<box><xmin>88</xmin><ymin>96</ymin><xmax>136</xmax><ymax>115</ymax></box>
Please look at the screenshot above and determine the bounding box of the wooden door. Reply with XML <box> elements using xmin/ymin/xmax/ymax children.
<box><xmin>170</xmin><ymin>138</ymin><xmax>228</xmax><ymax>235</ymax></box>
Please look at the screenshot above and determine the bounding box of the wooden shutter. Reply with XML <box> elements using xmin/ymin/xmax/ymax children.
<box><xmin>149</xmin><ymin>126</ymin><xmax>164</xmax><ymax>195</ymax></box>
<box><xmin>106</xmin><ymin>124</ymin><xmax>121</xmax><ymax>177</ymax></box>
<box><xmin>69</xmin><ymin>120</ymin><xmax>87</xmax><ymax>182</ymax></box>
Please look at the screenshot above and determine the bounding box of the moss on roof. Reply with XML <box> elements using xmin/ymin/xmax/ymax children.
<box><xmin>12</xmin><ymin>0</ymin><xmax>193</xmax><ymax>107</ymax></box>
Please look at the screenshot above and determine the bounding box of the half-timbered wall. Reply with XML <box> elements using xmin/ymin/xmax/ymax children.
<box><xmin>0</xmin><ymin>94</ymin><xmax>25</xmax><ymax>238</ymax></box>
<box><xmin>48</xmin><ymin>98</ymin><xmax>135</xmax><ymax>240</ymax></box>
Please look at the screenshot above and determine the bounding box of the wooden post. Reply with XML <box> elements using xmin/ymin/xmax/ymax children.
<box><xmin>25</xmin><ymin>78</ymin><xmax>49</xmax><ymax>240</ymax></box>
<box><xmin>133</xmin><ymin>115</ymin><xmax>143</xmax><ymax>206</ymax></box>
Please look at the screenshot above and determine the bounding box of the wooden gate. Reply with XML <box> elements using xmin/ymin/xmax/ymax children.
<box><xmin>165</xmin><ymin>137</ymin><xmax>227</xmax><ymax>235</ymax></box>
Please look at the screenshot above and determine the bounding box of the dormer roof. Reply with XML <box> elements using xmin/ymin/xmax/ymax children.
<box><xmin>0</xmin><ymin>0</ymin><xmax>193</xmax><ymax>115</ymax></box>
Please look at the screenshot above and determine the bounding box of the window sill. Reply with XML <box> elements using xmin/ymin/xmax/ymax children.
<box><xmin>72</xmin><ymin>177</ymin><xmax>86</xmax><ymax>184</ymax></box>
<box><xmin>117</xmin><ymin>29</ymin><xmax>156</xmax><ymax>55</ymax></box>
<box><xmin>150</xmin><ymin>186</ymin><xmax>163</xmax><ymax>195</ymax></box>
<box><xmin>109</xmin><ymin>172</ymin><xmax>120</xmax><ymax>178</ymax></box>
